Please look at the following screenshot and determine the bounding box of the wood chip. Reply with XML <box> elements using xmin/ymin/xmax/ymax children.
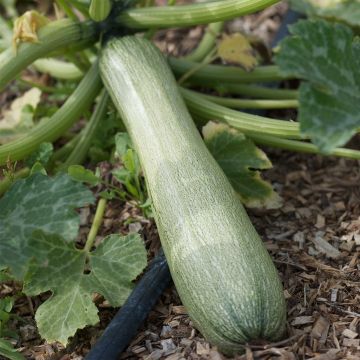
<box><xmin>312</xmin><ymin>232</ymin><xmax>341</xmax><ymax>259</ymax></box>
<box><xmin>342</xmin><ymin>338</ymin><xmax>360</xmax><ymax>347</ymax></box>
<box><xmin>315</xmin><ymin>214</ymin><xmax>326</xmax><ymax>229</ymax></box>
<box><xmin>292</xmin><ymin>316</ymin><xmax>314</xmax><ymax>326</ymax></box>
<box><xmin>311</xmin><ymin>316</ymin><xmax>330</xmax><ymax>343</ymax></box>
<box><xmin>172</xmin><ymin>306</ymin><xmax>187</xmax><ymax>315</ymax></box>
<box><xmin>342</xmin><ymin>329</ymin><xmax>358</xmax><ymax>339</ymax></box>
<box><xmin>196</xmin><ymin>342</ymin><xmax>210</xmax><ymax>356</ymax></box>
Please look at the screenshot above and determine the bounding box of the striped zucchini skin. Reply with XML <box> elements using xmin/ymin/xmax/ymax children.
<box><xmin>100</xmin><ymin>36</ymin><xmax>286</xmax><ymax>355</ymax></box>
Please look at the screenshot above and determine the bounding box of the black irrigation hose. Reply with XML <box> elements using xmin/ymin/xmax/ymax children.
<box><xmin>86</xmin><ymin>9</ymin><xmax>303</xmax><ymax>360</ymax></box>
<box><xmin>85</xmin><ymin>251</ymin><xmax>171</xmax><ymax>360</ymax></box>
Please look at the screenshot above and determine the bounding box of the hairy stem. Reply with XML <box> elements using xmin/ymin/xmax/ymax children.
<box><xmin>63</xmin><ymin>90</ymin><xmax>109</xmax><ymax>167</ymax></box>
<box><xmin>0</xmin><ymin>62</ymin><xmax>102</xmax><ymax>165</ymax></box>
<box><xmin>198</xmin><ymin>92</ymin><xmax>299</xmax><ymax>109</ymax></box>
<box><xmin>84</xmin><ymin>198</ymin><xmax>107</xmax><ymax>253</ymax></box>
<box><xmin>117</xmin><ymin>0</ymin><xmax>281</xmax><ymax>28</ymax></box>
<box><xmin>181</xmin><ymin>88</ymin><xmax>301</xmax><ymax>138</ymax></box>
<box><xmin>170</xmin><ymin>57</ymin><xmax>287</xmax><ymax>84</ymax></box>
<box><xmin>0</xmin><ymin>19</ymin><xmax>97</xmax><ymax>90</ymax></box>
<box><xmin>248</xmin><ymin>134</ymin><xmax>360</xmax><ymax>160</ymax></box>
<box><xmin>184</xmin><ymin>22</ymin><xmax>224</xmax><ymax>62</ymax></box>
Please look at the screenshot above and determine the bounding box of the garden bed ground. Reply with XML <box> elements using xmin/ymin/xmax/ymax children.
<box><xmin>1</xmin><ymin>1</ymin><xmax>360</xmax><ymax>359</ymax></box>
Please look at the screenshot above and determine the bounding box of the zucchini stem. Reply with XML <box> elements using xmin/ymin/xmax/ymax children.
<box><xmin>181</xmin><ymin>88</ymin><xmax>301</xmax><ymax>139</ymax></box>
<box><xmin>0</xmin><ymin>19</ymin><xmax>97</xmax><ymax>90</ymax></box>
<box><xmin>248</xmin><ymin>134</ymin><xmax>360</xmax><ymax>160</ymax></box>
<box><xmin>0</xmin><ymin>62</ymin><xmax>102</xmax><ymax>165</ymax></box>
<box><xmin>62</xmin><ymin>90</ymin><xmax>109</xmax><ymax>168</ymax></box>
<box><xmin>198</xmin><ymin>92</ymin><xmax>299</xmax><ymax>109</ymax></box>
<box><xmin>117</xmin><ymin>0</ymin><xmax>281</xmax><ymax>29</ymax></box>
<box><xmin>184</xmin><ymin>22</ymin><xmax>224</xmax><ymax>62</ymax></box>
<box><xmin>170</xmin><ymin>57</ymin><xmax>287</xmax><ymax>84</ymax></box>
<box><xmin>84</xmin><ymin>198</ymin><xmax>107</xmax><ymax>253</ymax></box>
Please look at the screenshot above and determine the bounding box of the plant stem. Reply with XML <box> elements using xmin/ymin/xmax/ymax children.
<box><xmin>55</xmin><ymin>0</ymin><xmax>79</xmax><ymax>21</ymax></box>
<box><xmin>0</xmin><ymin>167</ymin><xmax>30</xmax><ymax>197</ymax></box>
<box><xmin>169</xmin><ymin>57</ymin><xmax>287</xmax><ymax>84</ymax></box>
<box><xmin>117</xmin><ymin>0</ymin><xmax>281</xmax><ymax>28</ymax></box>
<box><xmin>84</xmin><ymin>198</ymin><xmax>107</xmax><ymax>253</ymax></box>
<box><xmin>178</xmin><ymin>50</ymin><xmax>218</xmax><ymax>85</ymax></box>
<box><xmin>198</xmin><ymin>92</ymin><xmax>299</xmax><ymax>109</ymax></box>
<box><xmin>63</xmin><ymin>90</ymin><xmax>109</xmax><ymax>167</ymax></box>
<box><xmin>33</xmin><ymin>58</ymin><xmax>84</xmax><ymax>80</ymax></box>
<box><xmin>248</xmin><ymin>134</ymin><xmax>360</xmax><ymax>160</ymax></box>
<box><xmin>181</xmin><ymin>88</ymin><xmax>301</xmax><ymax>138</ymax></box>
<box><xmin>0</xmin><ymin>19</ymin><xmax>97</xmax><ymax>90</ymax></box>
<box><xmin>0</xmin><ymin>62</ymin><xmax>102</xmax><ymax>165</ymax></box>
<box><xmin>211</xmin><ymin>83</ymin><xmax>299</xmax><ymax>100</ymax></box>
<box><xmin>17</xmin><ymin>78</ymin><xmax>73</xmax><ymax>94</ymax></box>
<box><xmin>184</xmin><ymin>22</ymin><xmax>224</xmax><ymax>62</ymax></box>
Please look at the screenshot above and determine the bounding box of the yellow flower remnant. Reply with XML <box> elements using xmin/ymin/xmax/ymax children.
<box><xmin>12</xmin><ymin>11</ymin><xmax>50</xmax><ymax>52</ymax></box>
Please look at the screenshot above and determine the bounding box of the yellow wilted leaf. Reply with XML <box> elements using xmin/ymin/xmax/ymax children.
<box><xmin>12</xmin><ymin>10</ymin><xmax>50</xmax><ymax>52</ymax></box>
<box><xmin>217</xmin><ymin>33</ymin><xmax>258</xmax><ymax>71</ymax></box>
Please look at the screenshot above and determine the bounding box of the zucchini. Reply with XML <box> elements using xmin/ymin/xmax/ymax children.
<box><xmin>100</xmin><ymin>36</ymin><xmax>286</xmax><ymax>355</ymax></box>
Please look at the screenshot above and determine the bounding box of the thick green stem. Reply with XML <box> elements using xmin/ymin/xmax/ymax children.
<box><xmin>117</xmin><ymin>0</ymin><xmax>281</xmax><ymax>28</ymax></box>
<box><xmin>84</xmin><ymin>198</ymin><xmax>107</xmax><ymax>253</ymax></box>
<box><xmin>181</xmin><ymin>88</ymin><xmax>301</xmax><ymax>138</ymax></box>
<box><xmin>169</xmin><ymin>57</ymin><xmax>287</xmax><ymax>84</ymax></box>
<box><xmin>0</xmin><ymin>62</ymin><xmax>102</xmax><ymax>165</ymax></box>
<box><xmin>199</xmin><ymin>92</ymin><xmax>299</xmax><ymax>109</ymax></box>
<box><xmin>184</xmin><ymin>22</ymin><xmax>224</xmax><ymax>62</ymax></box>
<box><xmin>63</xmin><ymin>90</ymin><xmax>109</xmax><ymax>167</ymax></box>
<box><xmin>0</xmin><ymin>19</ymin><xmax>97</xmax><ymax>90</ymax></box>
<box><xmin>0</xmin><ymin>167</ymin><xmax>30</xmax><ymax>197</ymax></box>
<box><xmin>212</xmin><ymin>83</ymin><xmax>299</xmax><ymax>100</ymax></box>
<box><xmin>248</xmin><ymin>134</ymin><xmax>360</xmax><ymax>160</ymax></box>
<box><xmin>33</xmin><ymin>58</ymin><xmax>84</xmax><ymax>80</ymax></box>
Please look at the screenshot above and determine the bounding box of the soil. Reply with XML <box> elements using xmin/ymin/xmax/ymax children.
<box><xmin>1</xmin><ymin>1</ymin><xmax>360</xmax><ymax>360</ymax></box>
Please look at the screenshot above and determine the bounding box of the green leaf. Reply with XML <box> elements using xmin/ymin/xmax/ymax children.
<box><xmin>289</xmin><ymin>0</ymin><xmax>360</xmax><ymax>27</ymax></box>
<box><xmin>275</xmin><ymin>19</ymin><xmax>360</xmax><ymax>153</ymax></box>
<box><xmin>0</xmin><ymin>173</ymin><xmax>94</xmax><ymax>279</ymax></box>
<box><xmin>203</xmin><ymin>122</ymin><xmax>281</xmax><ymax>209</ymax></box>
<box><xmin>24</xmin><ymin>231</ymin><xmax>147</xmax><ymax>345</ymax></box>
<box><xmin>0</xmin><ymin>339</ymin><xmax>25</xmax><ymax>360</ymax></box>
<box><xmin>114</xmin><ymin>132</ymin><xmax>132</xmax><ymax>158</ymax></box>
<box><xmin>25</xmin><ymin>142</ymin><xmax>54</xmax><ymax>167</ymax></box>
<box><xmin>68</xmin><ymin>165</ymin><xmax>101</xmax><ymax>186</ymax></box>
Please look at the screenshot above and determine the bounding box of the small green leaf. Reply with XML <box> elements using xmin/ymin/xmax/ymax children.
<box><xmin>26</xmin><ymin>142</ymin><xmax>54</xmax><ymax>167</ymax></box>
<box><xmin>0</xmin><ymin>339</ymin><xmax>25</xmax><ymax>360</ymax></box>
<box><xmin>289</xmin><ymin>0</ymin><xmax>360</xmax><ymax>27</ymax></box>
<box><xmin>275</xmin><ymin>19</ymin><xmax>360</xmax><ymax>153</ymax></box>
<box><xmin>68</xmin><ymin>165</ymin><xmax>100</xmax><ymax>186</ymax></box>
<box><xmin>24</xmin><ymin>231</ymin><xmax>147</xmax><ymax>345</ymax></box>
<box><xmin>115</xmin><ymin>132</ymin><xmax>131</xmax><ymax>158</ymax></box>
<box><xmin>30</xmin><ymin>162</ymin><xmax>47</xmax><ymax>176</ymax></box>
<box><xmin>203</xmin><ymin>122</ymin><xmax>281</xmax><ymax>209</ymax></box>
<box><xmin>0</xmin><ymin>173</ymin><xmax>94</xmax><ymax>279</ymax></box>
<box><xmin>112</xmin><ymin>168</ymin><xmax>130</xmax><ymax>184</ymax></box>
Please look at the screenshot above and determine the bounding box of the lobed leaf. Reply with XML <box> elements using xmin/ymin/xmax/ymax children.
<box><xmin>24</xmin><ymin>231</ymin><xmax>147</xmax><ymax>345</ymax></box>
<box><xmin>0</xmin><ymin>173</ymin><xmax>94</xmax><ymax>278</ymax></box>
<box><xmin>289</xmin><ymin>0</ymin><xmax>360</xmax><ymax>27</ymax></box>
<box><xmin>275</xmin><ymin>19</ymin><xmax>360</xmax><ymax>153</ymax></box>
<box><xmin>203</xmin><ymin>122</ymin><xmax>281</xmax><ymax>209</ymax></box>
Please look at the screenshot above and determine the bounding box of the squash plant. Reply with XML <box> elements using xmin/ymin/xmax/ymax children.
<box><xmin>0</xmin><ymin>0</ymin><xmax>359</xmax><ymax>357</ymax></box>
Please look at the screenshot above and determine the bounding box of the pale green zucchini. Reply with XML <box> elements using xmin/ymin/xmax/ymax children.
<box><xmin>100</xmin><ymin>36</ymin><xmax>286</xmax><ymax>355</ymax></box>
